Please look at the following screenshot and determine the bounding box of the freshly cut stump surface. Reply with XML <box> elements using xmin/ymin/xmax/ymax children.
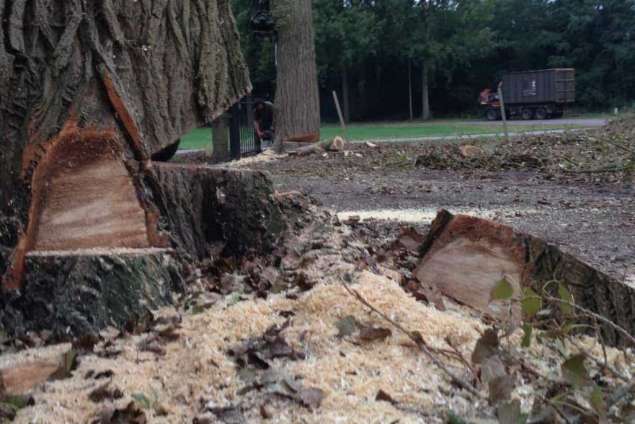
<box><xmin>416</xmin><ymin>209</ymin><xmax>635</xmax><ymax>347</ymax></box>
<box><xmin>33</xmin><ymin>151</ymin><xmax>150</xmax><ymax>251</ymax></box>
<box><xmin>0</xmin><ymin>343</ymin><xmax>72</xmax><ymax>396</ymax></box>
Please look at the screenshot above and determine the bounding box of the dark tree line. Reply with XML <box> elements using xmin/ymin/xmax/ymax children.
<box><xmin>233</xmin><ymin>0</ymin><xmax>635</xmax><ymax>121</ymax></box>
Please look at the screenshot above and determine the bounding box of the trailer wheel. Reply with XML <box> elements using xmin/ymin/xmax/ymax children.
<box><xmin>535</xmin><ymin>107</ymin><xmax>547</xmax><ymax>120</ymax></box>
<box><xmin>521</xmin><ymin>108</ymin><xmax>534</xmax><ymax>120</ymax></box>
<box><xmin>486</xmin><ymin>109</ymin><xmax>499</xmax><ymax>121</ymax></box>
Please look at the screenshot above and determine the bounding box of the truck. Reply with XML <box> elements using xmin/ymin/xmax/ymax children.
<box><xmin>479</xmin><ymin>69</ymin><xmax>575</xmax><ymax>121</ymax></box>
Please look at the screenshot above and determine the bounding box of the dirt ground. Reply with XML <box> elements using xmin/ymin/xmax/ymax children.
<box><xmin>10</xmin><ymin>195</ymin><xmax>633</xmax><ymax>424</ymax></box>
<box><xmin>5</xmin><ymin>120</ymin><xmax>634</xmax><ymax>424</ymax></box>
<box><xmin>233</xmin><ymin>133</ymin><xmax>634</xmax><ymax>287</ymax></box>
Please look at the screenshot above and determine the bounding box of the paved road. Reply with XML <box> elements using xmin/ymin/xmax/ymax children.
<box><xmin>470</xmin><ymin>118</ymin><xmax>608</xmax><ymax>127</ymax></box>
<box><xmin>349</xmin><ymin>128</ymin><xmax>588</xmax><ymax>145</ymax></box>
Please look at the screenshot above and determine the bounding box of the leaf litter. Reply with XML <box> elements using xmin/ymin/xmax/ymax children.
<box><xmin>5</xmin><ymin>193</ymin><xmax>634</xmax><ymax>423</ymax></box>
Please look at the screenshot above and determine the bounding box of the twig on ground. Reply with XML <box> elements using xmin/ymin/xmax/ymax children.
<box><xmin>542</xmin><ymin>295</ymin><xmax>635</xmax><ymax>347</ymax></box>
<box><xmin>563</xmin><ymin>166</ymin><xmax>626</xmax><ymax>174</ymax></box>
<box><xmin>340</xmin><ymin>282</ymin><xmax>484</xmax><ymax>398</ymax></box>
<box><xmin>601</xmin><ymin>138</ymin><xmax>634</xmax><ymax>155</ymax></box>
<box><xmin>444</xmin><ymin>336</ymin><xmax>478</xmax><ymax>378</ymax></box>
<box><xmin>566</xmin><ymin>334</ymin><xmax>629</xmax><ymax>383</ymax></box>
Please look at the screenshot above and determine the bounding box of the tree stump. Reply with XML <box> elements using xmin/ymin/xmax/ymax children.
<box><xmin>0</xmin><ymin>1</ymin><xmax>256</xmax><ymax>339</ymax></box>
<box><xmin>415</xmin><ymin>210</ymin><xmax>635</xmax><ymax>347</ymax></box>
<box><xmin>152</xmin><ymin>163</ymin><xmax>285</xmax><ymax>259</ymax></box>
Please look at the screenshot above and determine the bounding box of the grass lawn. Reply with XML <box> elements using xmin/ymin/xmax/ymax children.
<box><xmin>179</xmin><ymin>120</ymin><xmax>585</xmax><ymax>150</ymax></box>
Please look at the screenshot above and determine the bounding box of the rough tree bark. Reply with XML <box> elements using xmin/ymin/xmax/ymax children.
<box><xmin>271</xmin><ymin>0</ymin><xmax>321</xmax><ymax>152</ymax></box>
<box><xmin>0</xmin><ymin>0</ymin><xmax>276</xmax><ymax>338</ymax></box>
<box><xmin>0</xmin><ymin>0</ymin><xmax>250</xmax><ymax>284</ymax></box>
<box><xmin>421</xmin><ymin>61</ymin><xmax>431</xmax><ymax>121</ymax></box>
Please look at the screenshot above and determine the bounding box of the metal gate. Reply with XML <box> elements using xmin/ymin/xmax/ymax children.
<box><xmin>229</xmin><ymin>97</ymin><xmax>262</xmax><ymax>160</ymax></box>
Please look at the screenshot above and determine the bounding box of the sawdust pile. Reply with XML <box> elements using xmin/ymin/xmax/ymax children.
<box><xmin>5</xmin><ymin>196</ymin><xmax>635</xmax><ymax>423</ymax></box>
<box><xmin>14</xmin><ymin>270</ymin><xmax>487</xmax><ymax>424</ymax></box>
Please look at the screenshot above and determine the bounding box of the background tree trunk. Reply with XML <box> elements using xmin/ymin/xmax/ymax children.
<box><xmin>342</xmin><ymin>67</ymin><xmax>351</xmax><ymax>124</ymax></box>
<box><xmin>421</xmin><ymin>61</ymin><xmax>431</xmax><ymax>120</ymax></box>
<box><xmin>408</xmin><ymin>60</ymin><xmax>414</xmax><ymax>121</ymax></box>
<box><xmin>272</xmin><ymin>0</ymin><xmax>321</xmax><ymax>152</ymax></box>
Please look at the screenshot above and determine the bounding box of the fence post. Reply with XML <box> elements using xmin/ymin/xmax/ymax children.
<box><xmin>498</xmin><ymin>82</ymin><xmax>510</xmax><ymax>143</ymax></box>
<box><xmin>229</xmin><ymin>103</ymin><xmax>242</xmax><ymax>160</ymax></box>
<box><xmin>212</xmin><ymin>113</ymin><xmax>231</xmax><ymax>162</ymax></box>
<box><xmin>246</xmin><ymin>99</ymin><xmax>259</xmax><ymax>153</ymax></box>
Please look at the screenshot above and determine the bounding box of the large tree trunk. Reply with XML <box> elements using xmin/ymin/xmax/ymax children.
<box><xmin>0</xmin><ymin>0</ymin><xmax>257</xmax><ymax>337</ymax></box>
<box><xmin>421</xmin><ymin>61</ymin><xmax>431</xmax><ymax>120</ymax></box>
<box><xmin>271</xmin><ymin>0</ymin><xmax>321</xmax><ymax>152</ymax></box>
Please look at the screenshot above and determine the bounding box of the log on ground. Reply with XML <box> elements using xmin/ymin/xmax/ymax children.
<box><xmin>0</xmin><ymin>249</ymin><xmax>183</xmax><ymax>340</ymax></box>
<box><xmin>288</xmin><ymin>137</ymin><xmax>346</xmax><ymax>157</ymax></box>
<box><xmin>415</xmin><ymin>209</ymin><xmax>635</xmax><ymax>347</ymax></box>
<box><xmin>0</xmin><ymin>344</ymin><xmax>74</xmax><ymax>396</ymax></box>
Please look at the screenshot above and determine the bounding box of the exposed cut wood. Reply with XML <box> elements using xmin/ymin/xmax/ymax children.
<box><xmin>0</xmin><ymin>344</ymin><xmax>73</xmax><ymax>396</ymax></box>
<box><xmin>286</xmin><ymin>133</ymin><xmax>321</xmax><ymax>143</ymax></box>
<box><xmin>31</xmin><ymin>131</ymin><xmax>150</xmax><ymax>251</ymax></box>
<box><xmin>289</xmin><ymin>137</ymin><xmax>347</xmax><ymax>157</ymax></box>
<box><xmin>459</xmin><ymin>145</ymin><xmax>485</xmax><ymax>158</ymax></box>
<box><xmin>415</xmin><ymin>210</ymin><xmax>635</xmax><ymax>346</ymax></box>
<box><xmin>416</xmin><ymin>236</ymin><xmax>523</xmax><ymax>321</ymax></box>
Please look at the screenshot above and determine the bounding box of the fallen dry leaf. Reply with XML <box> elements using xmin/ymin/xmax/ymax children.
<box><xmin>471</xmin><ymin>329</ymin><xmax>500</xmax><ymax>365</ymax></box>
<box><xmin>91</xmin><ymin>401</ymin><xmax>146</xmax><ymax>424</ymax></box>
<box><xmin>358</xmin><ymin>325</ymin><xmax>392</xmax><ymax>343</ymax></box>
<box><xmin>88</xmin><ymin>382</ymin><xmax>124</xmax><ymax>403</ymax></box>
<box><xmin>375</xmin><ymin>389</ymin><xmax>397</xmax><ymax>405</ymax></box>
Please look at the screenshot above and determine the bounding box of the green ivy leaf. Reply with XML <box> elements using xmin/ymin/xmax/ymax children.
<box><xmin>590</xmin><ymin>386</ymin><xmax>606</xmax><ymax>418</ymax></box>
<box><xmin>447</xmin><ymin>411</ymin><xmax>468</xmax><ymax>424</ymax></box>
<box><xmin>491</xmin><ymin>278</ymin><xmax>514</xmax><ymax>302</ymax></box>
<box><xmin>496</xmin><ymin>399</ymin><xmax>528</xmax><ymax>424</ymax></box>
<box><xmin>1</xmin><ymin>395</ymin><xmax>32</xmax><ymax>410</ymax></box>
<box><xmin>131</xmin><ymin>393</ymin><xmax>152</xmax><ymax>410</ymax></box>
<box><xmin>335</xmin><ymin>315</ymin><xmax>359</xmax><ymax>338</ymax></box>
<box><xmin>561</xmin><ymin>354</ymin><xmax>589</xmax><ymax>387</ymax></box>
<box><xmin>521</xmin><ymin>323</ymin><xmax>533</xmax><ymax>348</ymax></box>
<box><xmin>558</xmin><ymin>283</ymin><xmax>574</xmax><ymax>316</ymax></box>
<box><xmin>51</xmin><ymin>349</ymin><xmax>78</xmax><ymax>380</ymax></box>
<box><xmin>521</xmin><ymin>288</ymin><xmax>541</xmax><ymax>319</ymax></box>
<box><xmin>561</xmin><ymin>321</ymin><xmax>576</xmax><ymax>336</ymax></box>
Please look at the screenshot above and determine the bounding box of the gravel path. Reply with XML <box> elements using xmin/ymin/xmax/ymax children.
<box><xmin>237</xmin><ymin>142</ymin><xmax>634</xmax><ymax>286</ymax></box>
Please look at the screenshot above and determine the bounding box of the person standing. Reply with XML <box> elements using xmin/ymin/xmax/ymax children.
<box><xmin>253</xmin><ymin>98</ymin><xmax>275</xmax><ymax>145</ymax></box>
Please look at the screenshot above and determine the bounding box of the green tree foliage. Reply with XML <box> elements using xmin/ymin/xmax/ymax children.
<box><xmin>231</xmin><ymin>0</ymin><xmax>635</xmax><ymax>119</ymax></box>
